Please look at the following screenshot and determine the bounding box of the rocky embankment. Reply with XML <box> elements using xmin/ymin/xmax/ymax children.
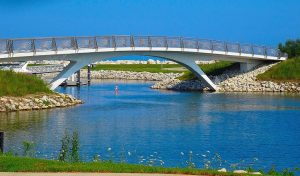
<box><xmin>80</xmin><ymin>70</ymin><xmax>182</xmax><ymax>81</ymax></box>
<box><xmin>151</xmin><ymin>79</ymin><xmax>210</xmax><ymax>91</ymax></box>
<box><xmin>218</xmin><ymin>63</ymin><xmax>300</xmax><ymax>92</ymax></box>
<box><xmin>0</xmin><ymin>93</ymin><xmax>82</xmax><ymax>112</ymax></box>
<box><xmin>34</xmin><ymin>63</ymin><xmax>300</xmax><ymax>93</ymax></box>
<box><xmin>152</xmin><ymin>63</ymin><xmax>300</xmax><ymax>93</ymax></box>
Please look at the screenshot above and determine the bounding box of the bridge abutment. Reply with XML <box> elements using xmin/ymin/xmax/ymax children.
<box><xmin>240</xmin><ymin>61</ymin><xmax>263</xmax><ymax>72</ymax></box>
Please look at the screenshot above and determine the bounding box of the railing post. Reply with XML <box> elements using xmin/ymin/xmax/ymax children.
<box><xmin>210</xmin><ymin>40</ymin><xmax>214</xmax><ymax>53</ymax></box>
<box><xmin>238</xmin><ymin>43</ymin><xmax>241</xmax><ymax>55</ymax></box>
<box><xmin>278</xmin><ymin>50</ymin><xmax>282</xmax><ymax>59</ymax></box>
<box><xmin>148</xmin><ymin>36</ymin><xmax>152</xmax><ymax>50</ymax></box>
<box><xmin>130</xmin><ymin>36</ymin><xmax>134</xmax><ymax>49</ymax></box>
<box><xmin>225</xmin><ymin>42</ymin><xmax>228</xmax><ymax>54</ymax></box>
<box><xmin>72</xmin><ymin>37</ymin><xmax>78</xmax><ymax>52</ymax></box>
<box><xmin>6</xmin><ymin>40</ymin><xmax>12</xmax><ymax>57</ymax></box>
<box><xmin>180</xmin><ymin>37</ymin><xmax>184</xmax><ymax>51</ymax></box>
<box><xmin>164</xmin><ymin>37</ymin><xmax>168</xmax><ymax>50</ymax></box>
<box><xmin>251</xmin><ymin>45</ymin><xmax>254</xmax><ymax>56</ymax></box>
<box><xmin>52</xmin><ymin>38</ymin><xmax>57</xmax><ymax>53</ymax></box>
<box><xmin>264</xmin><ymin>47</ymin><xmax>267</xmax><ymax>58</ymax></box>
<box><xmin>94</xmin><ymin>37</ymin><xmax>98</xmax><ymax>51</ymax></box>
<box><xmin>32</xmin><ymin>39</ymin><xmax>36</xmax><ymax>55</ymax></box>
<box><xmin>196</xmin><ymin>40</ymin><xmax>200</xmax><ymax>52</ymax></box>
<box><xmin>112</xmin><ymin>36</ymin><xmax>116</xmax><ymax>50</ymax></box>
<box><xmin>0</xmin><ymin>131</ymin><xmax>3</xmax><ymax>153</ymax></box>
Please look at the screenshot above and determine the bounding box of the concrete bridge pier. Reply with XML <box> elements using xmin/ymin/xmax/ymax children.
<box><xmin>87</xmin><ymin>64</ymin><xmax>91</xmax><ymax>85</ymax></box>
<box><xmin>240</xmin><ymin>60</ymin><xmax>263</xmax><ymax>72</ymax></box>
<box><xmin>50</xmin><ymin>60</ymin><xmax>90</xmax><ymax>90</ymax></box>
<box><xmin>177</xmin><ymin>59</ymin><xmax>218</xmax><ymax>91</ymax></box>
<box><xmin>76</xmin><ymin>70</ymin><xmax>81</xmax><ymax>86</ymax></box>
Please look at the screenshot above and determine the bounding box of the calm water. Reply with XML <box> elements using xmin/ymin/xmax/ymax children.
<box><xmin>1</xmin><ymin>80</ymin><xmax>300</xmax><ymax>171</ymax></box>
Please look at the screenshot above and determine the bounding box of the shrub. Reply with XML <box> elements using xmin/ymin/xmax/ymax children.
<box><xmin>22</xmin><ymin>141</ymin><xmax>35</xmax><ymax>157</ymax></box>
<box><xmin>58</xmin><ymin>130</ymin><xmax>80</xmax><ymax>162</ymax></box>
<box><xmin>278</xmin><ymin>39</ymin><xmax>300</xmax><ymax>58</ymax></box>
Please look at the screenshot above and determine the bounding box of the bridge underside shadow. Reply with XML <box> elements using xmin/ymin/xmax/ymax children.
<box><xmin>49</xmin><ymin>51</ymin><xmax>220</xmax><ymax>91</ymax></box>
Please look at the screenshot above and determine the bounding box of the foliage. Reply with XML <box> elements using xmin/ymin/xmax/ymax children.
<box><xmin>58</xmin><ymin>130</ymin><xmax>80</xmax><ymax>162</ymax></box>
<box><xmin>0</xmin><ymin>70</ymin><xmax>52</xmax><ymax>97</ymax></box>
<box><xmin>257</xmin><ymin>58</ymin><xmax>300</xmax><ymax>82</ymax></box>
<box><xmin>187</xmin><ymin>151</ymin><xmax>195</xmax><ymax>169</ymax></box>
<box><xmin>0</xmin><ymin>154</ymin><xmax>298</xmax><ymax>176</ymax></box>
<box><xmin>0</xmin><ymin>154</ymin><xmax>251</xmax><ymax>175</ymax></box>
<box><xmin>278</xmin><ymin>39</ymin><xmax>300</xmax><ymax>58</ymax></box>
<box><xmin>22</xmin><ymin>141</ymin><xmax>35</xmax><ymax>157</ymax></box>
<box><xmin>71</xmin><ymin>131</ymin><xmax>80</xmax><ymax>162</ymax></box>
<box><xmin>58</xmin><ymin>131</ymin><xmax>70</xmax><ymax>162</ymax></box>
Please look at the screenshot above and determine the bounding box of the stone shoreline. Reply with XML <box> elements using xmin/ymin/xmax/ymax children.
<box><xmin>0</xmin><ymin>93</ymin><xmax>83</xmax><ymax>112</ymax></box>
<box><xmin>79</xmin><ymin>70</ymin><xmax>182</xmax><ymax>81</ymax></box>
<box><xmin>151</xmin><ymin>63</ymin><xmax>300</xmax><ymax>93</ymax></box>
<box><xmin>39</xmin><ymin>63</ymin><xmax>300</xmax><ymax>93</ymax></box>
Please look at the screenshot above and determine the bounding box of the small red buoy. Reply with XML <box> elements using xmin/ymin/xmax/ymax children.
<box><xmin>115</xmin><ymin>84</ymin><xmax>119</xmax><ymax>95</ymax></box>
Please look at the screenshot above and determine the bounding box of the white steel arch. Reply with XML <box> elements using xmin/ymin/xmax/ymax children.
<box><xmin>0</xmin><ymin>35</ymin><xmax>288</xmax><ymax>91</ymax></box>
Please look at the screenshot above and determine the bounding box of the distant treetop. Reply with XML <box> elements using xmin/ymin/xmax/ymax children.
<box><xmin>278</xmin><ymin>39</ymin><xmax>300</xmax><ymax>58</ymax></box>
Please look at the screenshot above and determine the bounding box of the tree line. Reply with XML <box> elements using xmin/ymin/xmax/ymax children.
<box><xmin>278</xmin><ymin>39</ymin><xmax>300</xmax><ymax>58</ymax></box>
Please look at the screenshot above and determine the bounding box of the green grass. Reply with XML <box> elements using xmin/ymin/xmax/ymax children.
<box><xmin>86</xmin><ymin>64</ymin><xmax>184</xmax><ymax>73</ymax></box>
<box><xmin>86</xmin><ymin>61</ymin><xmax>237</xmax><ymax>80</ymax></box>
<box><xmin>27</xmin><ymin>64</ymin><xmax>51</xmax><ymax>66</ymax></box>
<box><xmin>0</xmin><ymin>155</ymin><xmax>270</xmax><ymax>176</ymax></box>
<box><xmin>178</xmin><ymin>61</ymin><xmax>238</xmax><ymax>80</ymax></box>
<box><xmin>257</xmin><ymin>57</ymin><xmax>300</xmax><ymax>82</ymax></box>
<box><xmin>0</xmin><ymin>70</ymin><xmax>52</xmax><ymax>97</ymax></box>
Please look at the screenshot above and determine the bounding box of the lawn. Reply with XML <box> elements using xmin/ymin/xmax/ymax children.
<box><xmin>87</xmin><ymin>64</ymin><xmax>185</xmax><ymax>73</ymax></box>
<box><xmin>257</xmin><ymin>58</ymin><xmax>300</xmax><ymax>82</ymax></box>
<box><xmin>86</xmin><ymin>61</ymin><xmax>237</xmax><ymax>80</ymax></box>
<box><xmin>0</xmin><ymin>70</ymin><xmax>52</xmax><ymax>97</ymax></box>
<box><xmin>0</xmin><ymin>155</ymin><xmax>271</xmax><ymax>176</ymax></box>
<box><xmin>178</xmin><ymin>61</ymin><xmax>238</xmax><ymax>80</ymax></box>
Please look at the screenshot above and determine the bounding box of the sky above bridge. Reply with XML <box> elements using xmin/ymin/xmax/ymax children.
<box><xmin>0</xmin><ymin>0</ymin><xmax>299</xmax><ymax>47</ymax></box>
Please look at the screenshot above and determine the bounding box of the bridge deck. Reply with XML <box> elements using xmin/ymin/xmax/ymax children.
<box><xmin>0</xmin><ymin>36</ymin><xmax>287</xmax><ymax>60</ymax></box>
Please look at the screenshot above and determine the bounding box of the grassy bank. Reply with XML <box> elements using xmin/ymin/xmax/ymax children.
<box><xmin>0</xmin><ymin>155</ymin><xmax>267</xmax><ymax>176</ymax></box>
<box><xmin>178</xmin><ymin>61</ymin><xmax>237</xmax><ymax>80</ymax></box>
<box><xmin>27</xmin><ymin>64</ymin><xmax>51</xmax><ymax>66</ymax></box>
<box><xmin>0</xmin><ymin>70</ymin><xmax>52</xmax><ymax>97</ymax></box>
<box><xmin>257</xmin><ymin>58</ymin><xmax>300</xmax><ymax>82</ymax></box>
<box><xmin>87</xmin><ymin>64</ymin><xmax>184</xmax><ymax>73</ymax></box>
<box><xmin>86</xmin><ymin>61</ymin><xmax>236</xmax><ymax>80</ymax></box>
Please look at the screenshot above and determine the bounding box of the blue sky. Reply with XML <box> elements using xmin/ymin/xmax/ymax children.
<box><xmin>0</xmin><ymin>0</ymin><xmax>299</xmax><ymax>47</ymax></box>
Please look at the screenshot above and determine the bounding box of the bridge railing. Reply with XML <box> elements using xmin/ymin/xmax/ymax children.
<box><xmin>0</xmin><ymin>36</ymin><xmax>288</xmax><ymax>58</ymax></box>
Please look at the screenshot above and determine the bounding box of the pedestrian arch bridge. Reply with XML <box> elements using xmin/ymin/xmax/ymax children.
<box><xmin>0</xmin><ymin>35</ymin><xmax>287</xmax><ymax>91</ymax></box>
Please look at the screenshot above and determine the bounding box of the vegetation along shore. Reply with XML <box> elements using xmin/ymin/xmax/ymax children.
<box><xmin>0</xmin><ymin>70</ymin><xmax>82</xmax><ymax>112</ymax></box>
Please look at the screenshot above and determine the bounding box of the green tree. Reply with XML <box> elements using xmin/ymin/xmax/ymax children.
<box><xmin>278</xmin><ymin>39</ymin><xmax>300</xmax><ymax>58</ymax></box>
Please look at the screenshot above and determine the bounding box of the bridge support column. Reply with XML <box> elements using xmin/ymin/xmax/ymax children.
<box><xmin>50</xmin><ymin>60</ymin><xmax>89</xmax><ymax>90</ymax></box>
<box><xmin>240</xmin><ymin>61</ymin><xmax>263</xmax><ymax>72</ymax></box>
<box><xmin>76</xmin><ymin>70</ymin><xmax>81</xmax><ymax>86</ymax></box>
<box><xmin>175</xmin><ymin>59</ymin><xmax>218</xmax><ymax>91</ymax></box>
<box><xmin>87</xmin><ymin>64</ymin><xmax>91</xmax><ymax>85</ymax></box>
